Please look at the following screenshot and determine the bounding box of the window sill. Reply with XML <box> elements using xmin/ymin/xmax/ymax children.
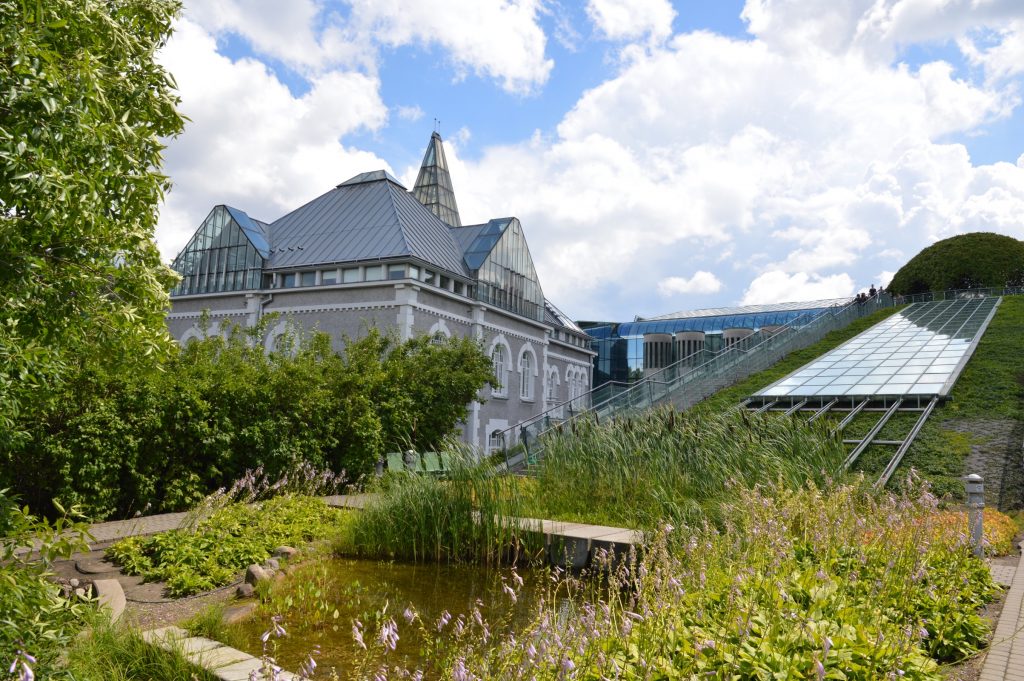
<box><xmin>491</xmin><ymin>393</ymin><xmax>509</xmax><ymax>400</ymax></box>
<box><xmin>520</xmin><ymin>397</ymin><xmax>535</xmax><ymax>403</ymax></box>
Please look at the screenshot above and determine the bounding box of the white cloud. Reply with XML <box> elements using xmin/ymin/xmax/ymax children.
<box><xmin>657</xmin><ymin>271</ymin><xmax>723</xmax><ymax>296</ymax></box>
<box><xmin>741</xmin><ymin>271</ymin><xmax>856</xmax><ymax>305</ymax></box>
<box><xmin>396</xmin><ymin>105</ymin><xmax>424</xmax><ymax>122</ymax></box>
<box><xmin>157</xmin><ymin>18</ymin><xmax>389</xmax><ymax>258</ymax></box>
<box><xmin>960</xmin><ymin>20</ymin><xmax>1024</xmax><ymax>82</ymax></box>
<box><xmin>586</xmin><ymin>0</ymin><xmax>676</xmax><ymax>42</ymax></box>
<box><xmin>348</xmin><ymin>0</ymin><xmax>552</xmax><ymax>94</ymax></box>
<box><xmin>187</xmin><ymin>0</ymin><xmax>553</xmax><ymax>94</ymax></box>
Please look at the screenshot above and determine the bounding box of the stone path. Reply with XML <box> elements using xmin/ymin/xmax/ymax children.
<box><xmin>981</xmin><ymin>544</ymin><xmax>1024</xmax><ymax>681</ymax></box>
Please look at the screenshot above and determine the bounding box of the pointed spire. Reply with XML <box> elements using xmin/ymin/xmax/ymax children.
<box><xmin>413</xmin><ymin>131</ymin><xmax>462</xmax><ymax>227</ymax></box>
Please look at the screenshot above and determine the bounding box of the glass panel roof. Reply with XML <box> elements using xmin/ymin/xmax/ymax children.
<box><xmin>753</xmin><ymin>297</ymin><xmax>999</xmax><ymax>399</ymax></box>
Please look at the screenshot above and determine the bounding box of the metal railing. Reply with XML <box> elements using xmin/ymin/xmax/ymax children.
<box><xmin>893</xmin><ymin>286</ymin><xmax>1024</xmax><ymax>305</ymax></box>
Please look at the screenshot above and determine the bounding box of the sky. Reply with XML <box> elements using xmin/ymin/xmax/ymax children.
<box><xmin>155</xmin><ymin>0</ymin><xmax>1024</xmax><ymax>323</ymax></box>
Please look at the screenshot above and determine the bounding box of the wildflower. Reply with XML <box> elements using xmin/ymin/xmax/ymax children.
<box><xmin>814</xmin><ymin>658</ymin><xmax>824</xmax><ymax>681</ymax></box>
<box><xmin>261</xmin><ymin>614</ymin><xmax>287</xmax><ymax>643</ymax></box>
<box><xmin>299</xmin><ymin>645</ymin><xmax>320</xmax><ymax>678</ymax></box>
<box><xmin>9</xmin><ymin>650</ymin><xmax>35</xmax><ymax>681</ymax></box>
<box><xmin>378</xmin><ymin>618</ymin><xmax>400</xmax><ymax>652</ymax></box>
<box><xmin>436</xmin><ymin>610</ymin><xmax>452</xmax><ymax>632</ymax></box>
<box><xmin>352</xmin><ymin>621</ymin><xmax>366</xmax><ymax>650</ymax></box>
<box><xmin>403</xmin><ymin>606</ymin><xmax>417</xmax><ymax>624</ymax></box>
<box><xmin>823</xmin><ymin>636</ymin><xmax>832</xmax><ymax>657</ymax></box>
<box><xmin>502</xmin><ymin>581</ymin><xmax>518</xmax><ymax>603</ymax></box>
<box><xmin>561</xmin><ymin>657</ymin><xmax>576</xmax><ymax>674</ymax></box>
<box><xmin>511</xmin><ymin>570</ymin><xmax>524</xmax><ymax>587</ymax></box>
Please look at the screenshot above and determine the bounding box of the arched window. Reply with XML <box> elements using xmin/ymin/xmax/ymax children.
<box><xmin>431</xmin><ymin>332</ymin><xmax>446</xmax><ymax>346</ymax></box>
<box><xmin>491</xmin><ymin>345</ymin><xmax>507</xmax><ymax>397</ymax></box>
<box><xmin>519</xmin><ymin>351</ymin><xmax>533</xmax><ymax>400</ymax></box>
<box><xmin>489</xmin><ymin>429</ymin><xmax>505</xmax><ymax>451</ymax></box>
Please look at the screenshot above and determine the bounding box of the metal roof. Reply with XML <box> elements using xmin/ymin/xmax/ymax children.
<box><xmin>637</xmin><ymin>297</ymin><xmax>853</xmax><ymax>321</ymax></box>
<box><xmin>413</xmin><ymin>132</ymin><xmax>462</xmax><ymax>226</ymax></box>
<box><xmin>265</xmin><ymin>174</ymin><xmax>468</xmax><ymax>276</ymax></box>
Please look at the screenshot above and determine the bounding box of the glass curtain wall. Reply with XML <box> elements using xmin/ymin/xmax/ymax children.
<box><xmin>171</xmin><ymin>206</ymin><xmax>264</xmax><ymax>296</ymax></box>
<box><xmin>467</xmin><ymin>218</ymin><xmax>545</xmax><ymax>322</ymax></box>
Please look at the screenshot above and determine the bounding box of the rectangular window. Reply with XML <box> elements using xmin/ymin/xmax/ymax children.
<box><xmin>321</xmin><ymin>269</ymin><xmax>339</xmax><ymax>285</ymax></box>
<box><xmin>300</xmin><ymin>271</ymin><xmax>316</xmax><ymax>287</ymax></box>
<box><xmin>454</xmin><ymin>282</ymin><xmax>465</xmax><ymax>295</ymax></box>
<box><xmin>440</xmin><ymin>275</ymin><xmax>451</xmax><ymax>290</ymax></box>
<box><xmin>422</xmin><ymin>270</ymin><xmax>436</xmax><ymax>286</ymax></box>
<box><xmin>281</xmin><ymin>273</ymin><xmax>296</xmax><ymax>288</ymax></box>
<box><xmin>388</xmin><ymin>264</ymin><xmax>406</xmax><ymax>280</ymax></box>
<box><xmin>342</xmin><ymin>267</ymin><xmax>360</xmax><ymax>283</ymax></box>
<box><xmin>364</xmin><ymin>265</ymin><xmax>383</xmax><ymax>281</ymax></box>
<box><xmin>408</xmin><ymin>265</ymin><xmax>420</xmax><ymax>280</ymax></box>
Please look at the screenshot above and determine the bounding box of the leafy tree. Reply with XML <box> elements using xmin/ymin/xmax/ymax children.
<box><xmin>0</xmin><ymin>0</ymin><xmax>184</xmax><ymax>439</ymax></box>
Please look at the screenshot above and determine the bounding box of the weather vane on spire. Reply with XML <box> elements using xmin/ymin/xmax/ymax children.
<box><xmin>433</xmin><ymin>117</ymin><xmax>441</xmax><ymax>134</ymax></box>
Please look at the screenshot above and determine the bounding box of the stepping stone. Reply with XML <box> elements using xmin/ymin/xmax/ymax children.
<box><xmin>213</xmin><ymin>657</ymin><xmax>265</xmax><ymax>681</ymax></box>
<box><xmin>123</xmin><ymin>580</ymin><xmax>174</xmax><ymax>603</ymax></box>
<box><xmin>142</xmin><ymin>626</ymin><xmax>188</xmax><ymax>644</ymax></box>
<box><xmin>176</xmin><ymin>637</ymin><xmax>223</xmax><ymax>656</ymax></box>
<box><xmin>196</xmin><ymin>646</ymin><xmax>251</xmax><ymax>670</ymax></box>
<box><xmin>76</xmin><ymin>557</ymin><xmax>121</xmax><ymax>574</ymax></box>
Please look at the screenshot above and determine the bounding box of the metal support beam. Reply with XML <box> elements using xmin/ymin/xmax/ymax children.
<box><xmin>784</xmin><ymin>400</ymin><xmax>807</xmax><ymax>416</ymax></box>
<box><xmin>808</xmin><ymin>399</ymin><xmax>837</xmax><ymax>423</ymax></box>
<box><xmin>831</xmin><ymin>399</ymin><xmax>868</xmax><ymax>438</ymax></box>
<box><xmin>874</xmin><ymin>397</ymin><xmax>939</xmax><ymax>489</ymax></box>
<box><xmin>754</xmin><ymin>400</ymin><xmax>776</xmax><ymax>415</ymax></box>
<box><xmin>844</xmin><ymin>399</ymin><xmax>902</xmax><ymax>470</ymax></box>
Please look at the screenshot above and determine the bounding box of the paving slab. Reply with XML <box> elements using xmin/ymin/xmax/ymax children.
<box><xmin>195</xmin><ymin>645</ymin><xmax>252</xmax><ymax>670</ymax></box>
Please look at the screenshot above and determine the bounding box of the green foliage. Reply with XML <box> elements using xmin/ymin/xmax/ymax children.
<box><xmin>0</xmin><ymin>489</ymin><xmax>95</xmax><ymax>678</ymax></box>
<box><xmin>528</xmin><ymin>406</ymin><xmax>847</xmax><ymax>529</ymax></box>
<box><xmin>1</xmin><ymin>320</ymin><xmax>494</xmax><ymax>519</ymax></box>
<box><xmin>450</xmin><ymin>482</ymin><xmax>998</xmax><ymax>679</ymax></box>
<box><xmin>0</xmin><ymin>0</ymin><xmax>184</xmax><ymax>440</ymax></box>
<box><xmin>343</xmin><ymin>448</ymin><xmax>541</xmax><ymax>566</ymax></box>
<box><xmin>106</xmin><ymin>495</ymin><xmax>350</xmax><ymax>597</ymax></box>
<box><xmin>888</xmin><ymin>232</ymin><xmax>1024</xmax><ymax>295</ymax></box>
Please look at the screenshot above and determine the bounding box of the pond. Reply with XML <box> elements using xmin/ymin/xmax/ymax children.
<box><xmin>229</xmin><ymin>557</ymin><xmax>563</xmax><ymax>676</ymax></box>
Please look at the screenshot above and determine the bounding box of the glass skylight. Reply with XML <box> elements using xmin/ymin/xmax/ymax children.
<box><xmin>754</xmin><ymin>297</ymin><xmax>998</xmax><ymax>399</ymax></box>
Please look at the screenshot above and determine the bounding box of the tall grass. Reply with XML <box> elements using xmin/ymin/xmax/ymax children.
<box><xmin>341</xmin><ymin>447</ymin><xmax>543</xmax><ymax>565</ymax></box>
<box><xmin>63</xmin><ymin>621</ymin><xmax>218</xmax><ymax>680</ymax></box>
<box><xmin>531</xmin><ymin>406</ymin><xmax>846</xmax><ymax>529</ymax></box>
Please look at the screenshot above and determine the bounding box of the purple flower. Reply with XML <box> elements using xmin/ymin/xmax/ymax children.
<box><xmin>403</xmin><ymin>606</ymin><xmax>417</xmax><ymax>624</ymax></box>
<box><xmin>436</xmin><ymin>610</ymin><xmax>452</xmax><ymax>632</ymax></box>
<box><xmin>352</xmin><ymin>621</ymin><xmax>366</xmax><ymax>650</ymax></box>
<box><xmin>378</xmin><ymin>618</ymin><xmax>400</xmax><ymax>652</ymax></box>
<box><xmin>9</xmin><ymin>650</ymin><xmax>35</xmax><ymax>681</ymax></box>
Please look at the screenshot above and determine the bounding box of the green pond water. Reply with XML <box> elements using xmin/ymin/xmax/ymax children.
<box><xmin>229</xmin><ymin>558</ymin><xmax>553</xmax><ymax>676</ymax></box>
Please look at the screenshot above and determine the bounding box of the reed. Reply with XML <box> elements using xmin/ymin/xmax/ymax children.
<box><xmin>530</xmin><ymin>405</ymin><xmax>846</xmax><ymax>529</ymax></box>
<box><xmin>342</xmin><ymin>445</ymin><xmax>543</xmax><ymax>566</ymax></box>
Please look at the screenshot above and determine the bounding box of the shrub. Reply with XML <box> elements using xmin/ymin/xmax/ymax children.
<box><xmin>0</xmin><ymin>489</ymin><xmax>94</xmax><ymax>679</ymax></box>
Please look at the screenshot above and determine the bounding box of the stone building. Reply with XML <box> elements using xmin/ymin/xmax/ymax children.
<box><xmin>166</xmin><ymin>132</ymin><xmax>594</xmax><ymax>453</ymax></box>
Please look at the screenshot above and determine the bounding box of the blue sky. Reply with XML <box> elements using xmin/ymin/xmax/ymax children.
<box><xmin>156</xmin><ymin>0</ymin><xmax>1024</xmax><ymax>322</ymax></box>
